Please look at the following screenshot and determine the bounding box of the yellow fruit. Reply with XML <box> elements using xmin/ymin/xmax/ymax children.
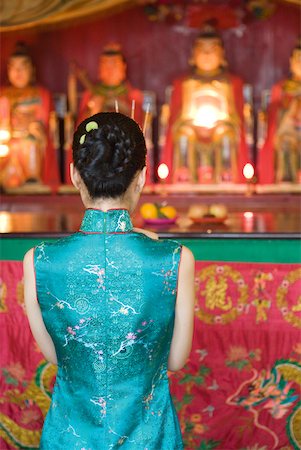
<box><xmin>140</xmin><ymin>203</ymin><xmax>158</xmax><ymax>219</ymax></box>
<box><xmin>209</xmin><ymin>204</ymin><xmax>228</xmax><ymax>218</ymax></box>
<box><xmin>160</xmin><ymin>205</ymin><xmax>177</xmax><ymax>219</ymax></box>
<box><xmin>188</xmin><ymin>204</ymin><xmax>209</xmax><ymax>219</ymax></box>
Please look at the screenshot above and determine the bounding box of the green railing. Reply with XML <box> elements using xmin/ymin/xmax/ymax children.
<box><xmin>1</xmin><ymin>237</ymin><xmax>300</xmax><ymax>263</ymax></box>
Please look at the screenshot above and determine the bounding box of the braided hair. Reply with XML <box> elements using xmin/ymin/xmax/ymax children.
<box><xmin>72</xmin><ymin>112</ymin><xmax>146</xmax><ymax>199</ymax></box>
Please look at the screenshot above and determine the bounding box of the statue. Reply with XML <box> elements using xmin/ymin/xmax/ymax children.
<box><xmin>66</xmin><ymin>44</ymin><xmax>153</xmax><ymax>184</ymax></box>
<box><xmin>258</xmin><ymin>41</ymin><xmax>301</xmax><ymax>184</ymax></box>
<box><xmin>0</xmin><ymin>42</ymin><xmax>59</xmax><ymax>190</ymax></box>
<box><xmin>161</xmin><ymin>26</ymin><xmax>248</xmax><ymax>184</ymax></box>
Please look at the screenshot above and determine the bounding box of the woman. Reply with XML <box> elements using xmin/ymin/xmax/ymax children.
<box><xmin>24</xmin><ymin>112</ymin><xmax>195</xmax><ymax>449</ymax></box>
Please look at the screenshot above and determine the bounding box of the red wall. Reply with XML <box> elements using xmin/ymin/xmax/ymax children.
<box><xmin>0</xmin><ymin>3</ymin><xmax>300</xmax><ymax>108</ymax></box>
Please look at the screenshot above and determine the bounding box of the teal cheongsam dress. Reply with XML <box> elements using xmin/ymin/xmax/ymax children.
<box><xmin>34</xmin><ymin>208</ymin><xmax>183</xmax><ymax>449</ymax></box>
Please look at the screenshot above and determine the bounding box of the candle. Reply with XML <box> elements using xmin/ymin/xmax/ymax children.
<box><xmin>157</xmin><ymin>163</ymin><xmax>169</xmax><ymax>196</ymax></box>
<box><xmin>0</xmin><ymin>144</ymin><xmax>9</xmax><ymax>157</ymax></box>
<box><xmin>157</xmin><ymin>163</ymin><xmax>169</xmax><ymax>180</ymax></box>
<box><xmin>243</xmin><ymin>163</ymin><xmax>255</xmax><ymax>196</ymax></box>
<box><xmin>243</xmin><ymin>211</ymin><xmax>254</xmax><ymax>233</ymax></box>
<box><xmin>131</xmin><ymin>99</ymin><xmax>135</xmax><ymax>120</ymax></box>
<box><xmin>243</xmin><ymin>163</ymin><xmax>254</xmax><ymax>180</ymax></box>
<box><xmin>0</xmin><ymin>129</ymin><xmax>10</xmax><ymax>141</ymax></box>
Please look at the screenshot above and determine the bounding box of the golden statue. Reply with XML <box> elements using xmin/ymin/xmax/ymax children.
<box><xmin>161</xmin><ymin>26</ymin><xmax>248</xmax><ymax>184</ymax></box>
<box><xmin>258</xmin><ymin>41</ymin><xmax>301</xmax><ymax>184</ymax></box>
<box><xmin>0</xmin><ymin>42</ymin><xmax>59</xmax><ymax>190</ymax></box>
<box><xmin>65</xmin><ymin>43</ymin><xmax>147</xmax><ymax>184</ymax></box>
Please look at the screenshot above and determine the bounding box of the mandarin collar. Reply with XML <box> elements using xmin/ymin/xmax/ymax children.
<box><xmin>79</xmin><ymin>208</ymin><xmax>133</xmax><ymax>233</ymax></box>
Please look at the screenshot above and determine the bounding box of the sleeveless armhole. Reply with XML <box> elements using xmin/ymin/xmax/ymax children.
<box><xmin>32</xmin><ymin>246</ymin><xmax>40</xmax><ymax>305</ymax></box>
<box><xmin>175</xmin><ymin>244</ymin><xmax>183</xmax><ymax>299</ymax></box>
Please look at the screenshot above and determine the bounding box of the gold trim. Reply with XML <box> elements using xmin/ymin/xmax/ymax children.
<box><xmin>0</xmin><ymin>0</ymin><xmax>132</xmax><ymax>32</ymax></box>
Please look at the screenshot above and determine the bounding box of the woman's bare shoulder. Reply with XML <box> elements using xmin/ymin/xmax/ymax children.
<box><xmin>23</xmin><ymin>247</ymin><xmax>35</xmax><ymax>266</ymax></box>
<box><xmin>132</xmin><ymin>227</ymin><xmax>159</xmax><ymax>240</ymax></box>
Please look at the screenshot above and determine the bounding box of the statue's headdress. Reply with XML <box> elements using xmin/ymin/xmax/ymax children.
<box><xmin>10</xmin><ymin>41</ymin><xmax>33</xmax><ymax>62</ymax></box>
<box><xmin>195</xmin><ymin>21</ymin><xmax>223</xmax><ymax>45</ymax></box>
<box><xmin>101</xmin><ymin>42</ymin><xmax>125</xmax><ymax>62</ymax></box>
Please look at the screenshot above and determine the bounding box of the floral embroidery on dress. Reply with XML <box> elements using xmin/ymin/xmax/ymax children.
<box><xmin>83</xmin><ymin>265</ymin><xmax>105</xmax><ymax>291</ymax></box>
<box><xmin>33</xmin><ymin>209</ymin><xmax>183</xmax><ymax>449</ymax></box>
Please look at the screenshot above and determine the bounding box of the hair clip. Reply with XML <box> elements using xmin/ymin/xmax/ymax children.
<box><xmin>79</xmin><ymin>120</ymin><xmax>99</xmax><ymax>145</ymax></box>
<box><xmin>86</xmin><ymin>121</ymin><xmax>98</xmax><ymax>132</ymax></box>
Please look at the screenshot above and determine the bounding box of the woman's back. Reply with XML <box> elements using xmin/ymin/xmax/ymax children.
<box><xmin>35</xmin><ymin>208</ymin><xmax>183</xmax><ymax>449</ymax></box>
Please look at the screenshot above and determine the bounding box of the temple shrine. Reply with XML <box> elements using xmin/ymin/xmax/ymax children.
<box><xmin>0</xmin><ymin>1</ymin><xmax>300</xmax><ymax>449</ymax></box>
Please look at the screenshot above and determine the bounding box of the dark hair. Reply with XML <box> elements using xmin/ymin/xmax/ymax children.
<box><xmin>73</xmin><ymin>112</ymin><xmax>146</xmax><ymax>199</ymax></box>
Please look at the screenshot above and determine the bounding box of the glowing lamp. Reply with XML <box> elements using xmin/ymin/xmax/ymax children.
<box><xmin>193</xmin><ymin>104</ymin><xmax>220</xmax><ymax>128</ymax></box>
<box><xmin>158</xmin><ymin>163</ymin><xmax>169</xmax><ymax>180</ymax></box>
<box><xmin>0</xmin><ymin>144</ymin><xmax>9</xmax><ymax>157</ymax></box>
<box><xmin>243</xmin><ymin>163</ymin><xmax>254</xmax><ymax>180</ymax></box>
<box><xmin>0</xmin><ymin>212</ymin><xmax>12</xmax><ymax>233</ymax></box>
<box><xmin>243</xmin><ymin>211</ymin><xmax>254</xmax><ymax>232</ymax></box>
<box><xmin>0</xmin><ymin>129</ymin><xmax>10</xmax><ymax>141</ymax></box>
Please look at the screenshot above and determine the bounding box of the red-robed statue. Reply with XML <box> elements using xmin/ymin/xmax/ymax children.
<box><xmin>0</xmin><ymin>42</ymin><xmax>59</xmax><ymax>190</ymax></box>
<box><xmin>65</xmin><ymin>43</ymin><xmax>147</xmax><ymax>184</ymax></box>
<box><xmin>258</xmin><ymin>41</ymin><xmax>301</xmax><ymax>184</ymax></box>
<box><xmin>161</xmin><ymin>26</ymin><xmax>248</xmax><ymax>184</ymax></box>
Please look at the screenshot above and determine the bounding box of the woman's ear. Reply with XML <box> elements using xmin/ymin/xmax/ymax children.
<box><xmin>136</xmin><ymin>166</ymin><xmax>146</xmax><ymax>192</ymax></box>
<box><xmin>70</xmin><ymin>163</ymin><xmax>80</xmax><ymax>190</ymax></box>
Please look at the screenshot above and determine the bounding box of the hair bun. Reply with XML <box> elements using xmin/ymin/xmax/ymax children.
<box><xmin>72</xmin><ymin>112</ymin><xmax>146</xmax><ymax>199</ymax></box>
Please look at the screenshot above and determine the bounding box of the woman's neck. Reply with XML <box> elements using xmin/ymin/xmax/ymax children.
<box><xmin>84</xmin><ymin>196</ymin><xmax>131</xmax><ymax>212</ymax></box>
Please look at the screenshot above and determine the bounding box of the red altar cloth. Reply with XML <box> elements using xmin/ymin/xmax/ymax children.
<box><xmin>0</xmin><ymin>261</ymin><xmax>300</xmax><ymax>449</ymax></box>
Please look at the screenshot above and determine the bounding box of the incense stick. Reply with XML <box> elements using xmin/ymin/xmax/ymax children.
<box><xmin>115</xmin><ymin>100</ymin><xmax>119</xmax><ymax>113</ymax></box>
<box><xmin>131</xmin><ymin>99</ymin><xmax>135</xmax><ymax>120</ymax></box>
<box><xmin>142</xmin><ymin>103</ymin><xmax>151</xmax><ymax>135</ymax></box>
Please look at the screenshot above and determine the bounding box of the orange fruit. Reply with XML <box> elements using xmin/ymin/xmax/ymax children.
<box><xmin>159</xmin><ymin>205</ymin><xmax>177</xmax><ymax>219</ymax></box>
<box><xmin>140</xmin><ymin>203</ymin><xmax>158</xmax><ymax>219</ymax></box>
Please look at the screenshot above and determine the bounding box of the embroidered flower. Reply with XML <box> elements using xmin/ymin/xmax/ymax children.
<box><xmin>67</xmin><ymin>326</ymin><xmax>76</xmax><ymax>336</ymax></box>
<box><xmin>21</xmin><ymin>408</ymin><xmax>42</xmax><ymax>425</ymax></box>
<box><xmin>193</xmin><ymin>423</ymin><xmax>205</xmax><ymax>434</ymax></box>
<box><xmin>5</xmin><ymin>362</ymin><xmax>26</xmax><ymax>383</ymax></box>
<box><xmin>281</xmin><ymin>307</ymin><xmax>288</xmax><ymax>315</ymax></box>
<box><xmin>119</xmin><ymin>306</ymin><xmax>129</xmax><ymax>315</ymax></box>
<box><xmin>126</xmin><ymin>332</ymin><xmax>137</xmax><ymax>340</ymax></box>
<box><xmin>214</xmin><ymin>315</ymin><xmax>222</xmax><ymax>324</ymax></box>
<box><xmin>236</xmin><ymin>303</ymin><xmax>245</xmax><ymax>313</ymax></box>
<box><xmin>237</xmin><ymin>278</ymin><xmax>245</xmax><ymax>287</ymax></box>
<box><xmin>190</xmin><ymin>413</ymin><xmax>201</xmax><ymax>422</ymax></box>
<box><xmin>293</xmin><ymin>342</ymin><xmax>301</xmax><ymax>354</ymax></box>
<box><xmin>227</xmin><ymin>346</ymin><xmax>248</xmax><ymax>362</ymax></box>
